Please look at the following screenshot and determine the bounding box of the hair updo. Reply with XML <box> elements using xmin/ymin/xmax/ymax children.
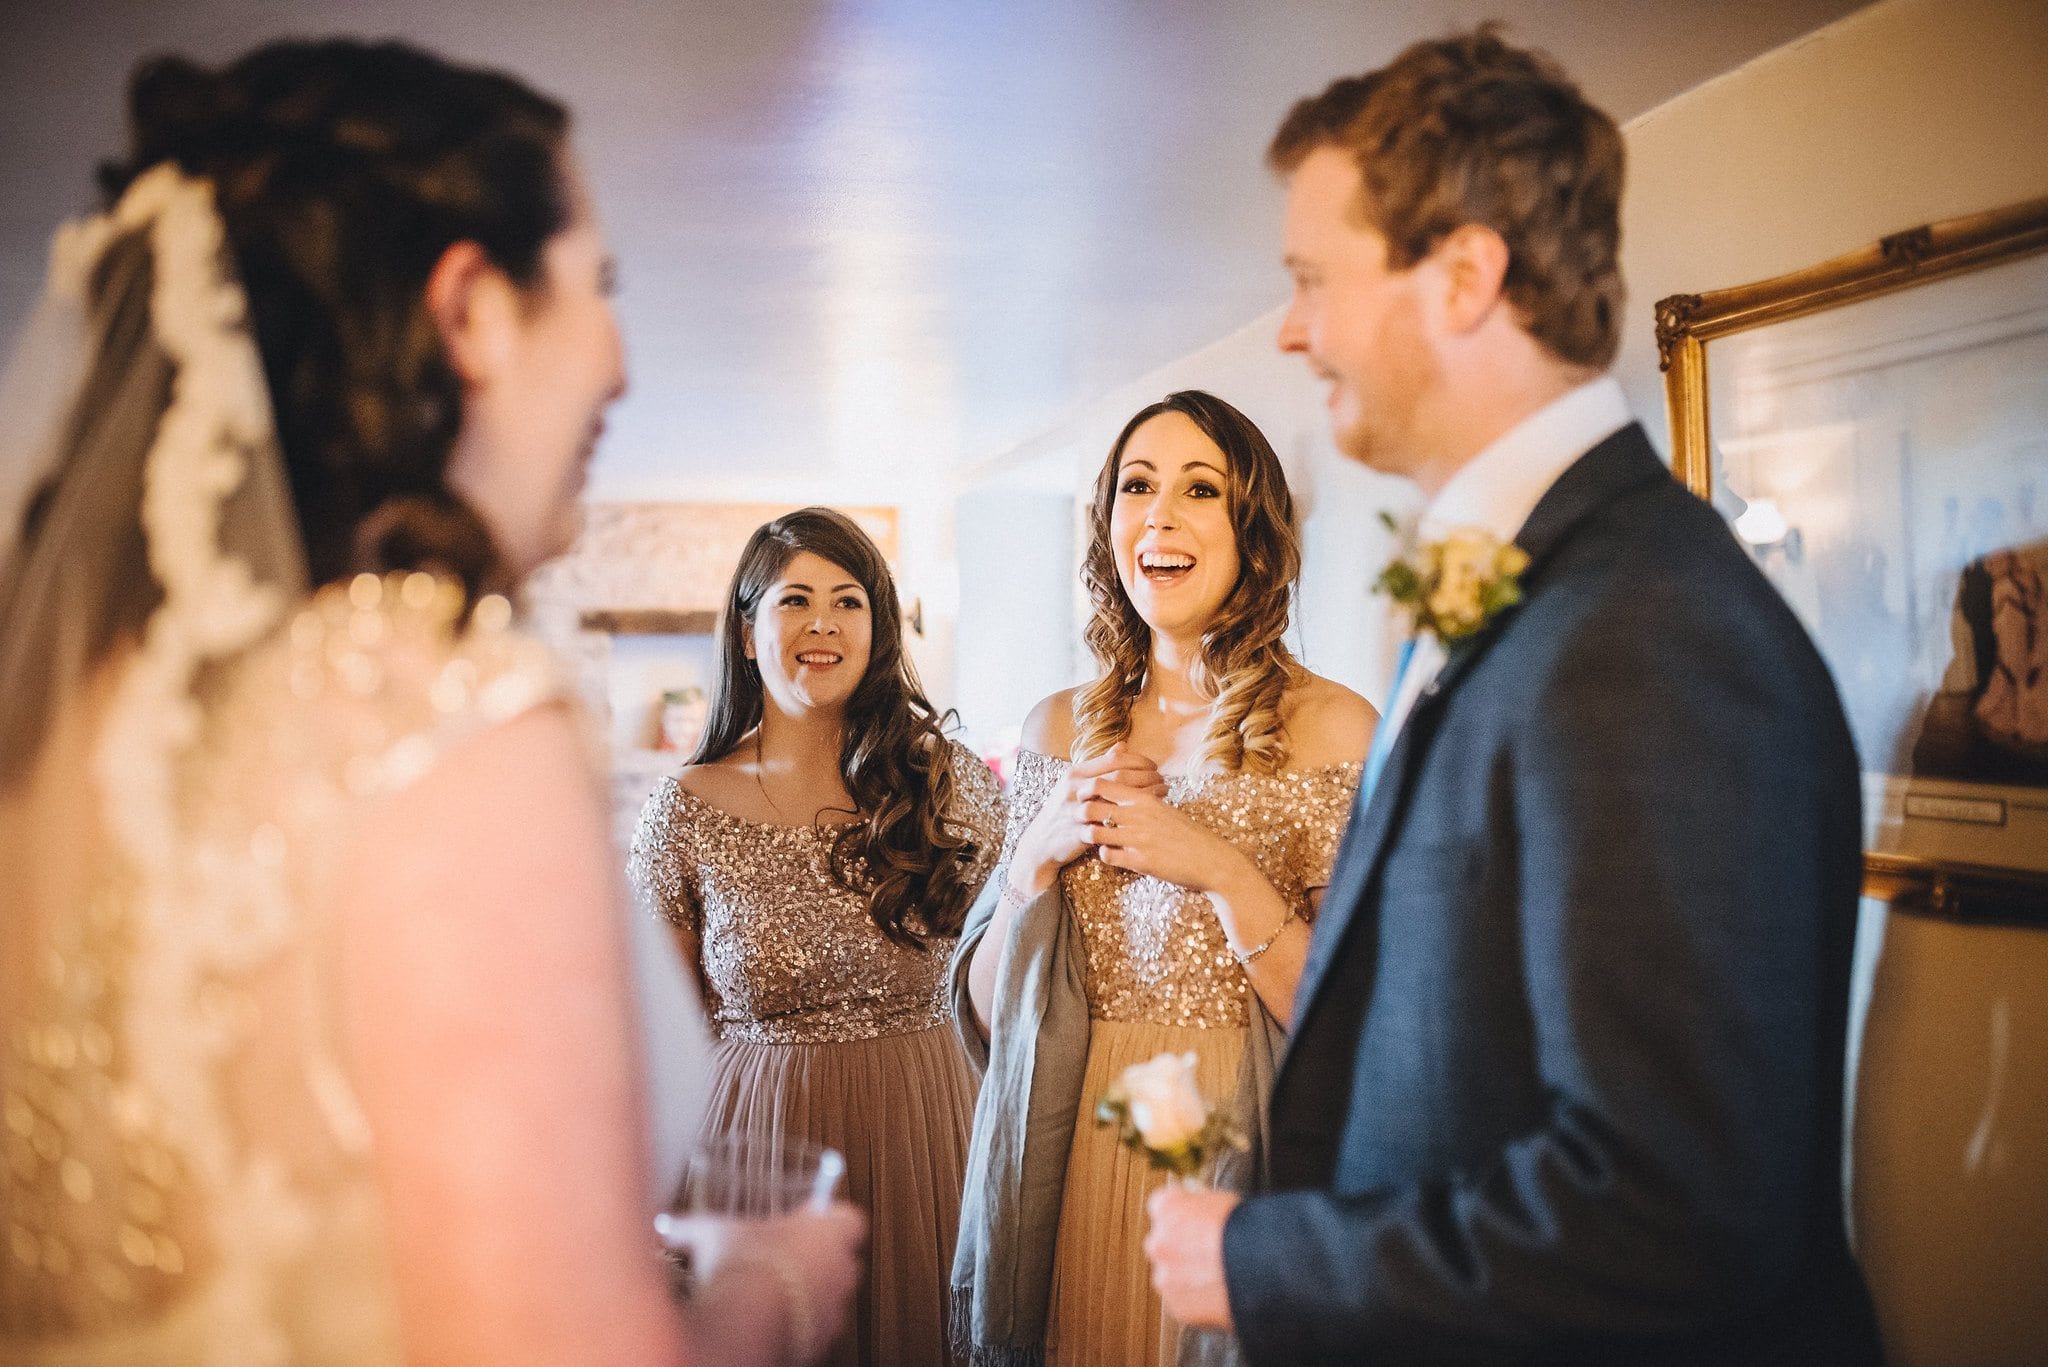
<box><xmin>101</xmin><ymin>38</ymin><xmax>573</xmax><ymax>600</ymax></box>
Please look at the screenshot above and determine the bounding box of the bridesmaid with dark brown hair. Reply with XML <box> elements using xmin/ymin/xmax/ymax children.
<box><xmin>631</xmin><ymin>507</ymin><xmax>1005</xmax><ymax>1367</ymax></box>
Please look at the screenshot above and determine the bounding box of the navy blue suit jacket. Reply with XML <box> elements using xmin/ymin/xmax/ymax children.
<box><xmin>1223</xmin><ymin>425</ymin><xmax>1882</xmax><ymax>1365</ymax></box>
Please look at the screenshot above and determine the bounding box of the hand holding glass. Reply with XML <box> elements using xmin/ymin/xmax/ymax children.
<box><xmin>654</xmin><ymin>1134</ymin><xmax>850</xmax><ymax>1288</ymax></box>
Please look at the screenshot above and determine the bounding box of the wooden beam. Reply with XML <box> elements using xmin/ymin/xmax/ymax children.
<box><xmin>579</xmin><ymin>608</ymin><xmax>719</xmax><ymax>635</ymax></box>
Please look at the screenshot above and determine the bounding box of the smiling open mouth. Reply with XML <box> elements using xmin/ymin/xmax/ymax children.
<box><xmin>1138</xmin><ymin>551</ymin><xmax>1196</xmax><ymax>585</ymax></box>
<box><xmin>795</xmin><ymin>651</ymin><xmax>843</xmax><ymax>667</ymax></box>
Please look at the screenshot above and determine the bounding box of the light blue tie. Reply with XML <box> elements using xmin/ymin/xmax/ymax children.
<box><xmin>1359</xmin><ymin>636</ymin><xmax>1417</xmax><ymax>806</ymax></box>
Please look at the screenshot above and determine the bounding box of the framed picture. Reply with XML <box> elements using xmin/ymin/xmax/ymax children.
<box><xmin>1656</xmin><ymin>197</ymin><xmax>2048</xmax><ymax>918</ymax></box>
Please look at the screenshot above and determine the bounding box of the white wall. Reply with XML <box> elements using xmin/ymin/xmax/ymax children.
<box><xmin>1614</xmin><ymin>0</ymin><xmax>2048</xmax><ymax>448</ymax></box>
<box><xmin>952</xmin><ymin>486</ymin><xmax>1078</xmax><ymax>751</ymax></box>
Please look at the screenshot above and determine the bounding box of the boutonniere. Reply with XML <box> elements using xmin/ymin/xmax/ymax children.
<box><xmin>1374</xmin><ymin>513</ymin><xmax>1530</xmax><ymax>645</ymax></box>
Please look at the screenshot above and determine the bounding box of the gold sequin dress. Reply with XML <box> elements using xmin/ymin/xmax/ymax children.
<box><xmin>629</xmin><ymin>741</ymin><xmax>1005</xmax><ymax>1367</ymax></box>
<box><xmin>1</xmin><ymin>572</ymin><xmax>567</xmax><ymax>1365</ymax></box>
<box><xmin>998</xmin><ymin>749</ymin><xmax>1359</xmax><ymax>1367</ymax></box>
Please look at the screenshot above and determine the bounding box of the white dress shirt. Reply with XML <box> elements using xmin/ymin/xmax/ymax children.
<box><xmin>1377</xmin><ymin>376</ymin><xmax>1633</xmax><ymax>750</ymax></box>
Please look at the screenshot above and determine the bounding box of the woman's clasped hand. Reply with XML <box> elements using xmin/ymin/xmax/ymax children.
<box><xmin>1006</xmin><ymin>742</ymin><xmax>1166</xmax><ymax>891</ymax></box>
<box><xmin>1011</xmin><ymin>742</ymin><xmax>1261</xmax><ymax>897</ymax></box>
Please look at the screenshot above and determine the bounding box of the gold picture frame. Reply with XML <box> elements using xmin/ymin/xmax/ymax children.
<box><xmin>1656</xmin><ymin>197</ymin><xmax>2048</xmax><ymax>918</ymax></box>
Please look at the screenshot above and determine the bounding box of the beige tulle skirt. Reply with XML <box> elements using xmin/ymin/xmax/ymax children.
<box><xmin>1047</xmin><ymin>1019</ymin><xmax>1246</xmax><ymax>1367</ymax></box>
<box><xmin>697</xmin><ymin>1023</ymin><xmax>976</xmax><ymax>1367</ymax></box>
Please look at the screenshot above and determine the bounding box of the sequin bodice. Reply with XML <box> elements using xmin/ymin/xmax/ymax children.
<box><xmin>1001</xmin><ymin>749</ymin><xmax>1359</xmax><ymax>1028</ymax></box>
<box><xmin>629</xmin><ymin>743</ymin><xmax>1005</xmax><ymax>1046</ymax></box>
<box><xmin>1</xmin><ymin>572</ymin><xmax>564</xmax><ymax>1358</ymax></box>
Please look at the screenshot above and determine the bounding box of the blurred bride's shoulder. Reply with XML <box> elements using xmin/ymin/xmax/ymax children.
<box><xmin>1281</xmin><ymin>674</ymin><xmax>1376</xmax><ymax>769</ymax></box>
<box><xmin>254</xmin><ymin>570</ymin><xmax>569</xmax><ymax>799</ymax></box>
<box><xmin>1018</xmin><ymin>686</ymin><xmax>1079</xmax><ymax>761</ymax></box>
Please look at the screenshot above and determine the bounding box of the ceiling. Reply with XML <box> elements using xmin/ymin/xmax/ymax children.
<box><xmin>0</xmin><ymin>0</ymin><xmax>1869</xmax><ymax>501</ymax></box>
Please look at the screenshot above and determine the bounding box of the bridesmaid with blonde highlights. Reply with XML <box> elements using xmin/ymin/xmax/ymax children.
<box><xmin>951</xmin><ymin>390</ymin><xmax>1373</xmax><ymax>1366</ymax></box>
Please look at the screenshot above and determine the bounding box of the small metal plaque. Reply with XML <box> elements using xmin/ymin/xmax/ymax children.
<box><xmin>1902</xmin><ymin>793</ymin><xmax>2008</xmax><ymax>826</ymax></box>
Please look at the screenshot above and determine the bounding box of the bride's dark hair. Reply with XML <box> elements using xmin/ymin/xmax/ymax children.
<box><xmin>693</xmin><ymin>507</ymin><xmax>984</xmax><ymax>949</ymax></box>
<box><xmin>102</xmin><ymin>37</ymin><xmax>573</xmax><ymax>602</ymax></box>
<box><xmin>0</xmin><ymin>39</ymin><xmax>572</xmax><ymax>786</ymax></box>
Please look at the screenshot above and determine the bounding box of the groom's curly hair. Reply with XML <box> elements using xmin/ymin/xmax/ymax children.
<box><xmin>1269</xmin><ymin>23</ymin><xmax>1625</xmax><ymax>370</ymax></box>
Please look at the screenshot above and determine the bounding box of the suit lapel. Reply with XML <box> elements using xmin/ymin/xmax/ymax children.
<box><xmin>1289</xmin><ymin>424</ymin><xmax>1670</xmax><ymax>1035</ymax></box>
<box><xmin>1292</xmin><ymin>627</ymin><xmax>1499</xmax><ymax>1019</ymax></box>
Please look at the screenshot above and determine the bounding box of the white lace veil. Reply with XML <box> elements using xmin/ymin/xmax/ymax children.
<box><xmin>0</xmin><ymin>257</ymin><xmax>90</xmax><ymax>582</ymax></box>
<box><xmin>0</xmin><ymin>165</ymin><xmax>308</xmax><ymax>790</ymax></box>
<box><xmin>0</xmin><ymin>166</ymin><xmax>334</xmax><ymax>1353</ymax></box>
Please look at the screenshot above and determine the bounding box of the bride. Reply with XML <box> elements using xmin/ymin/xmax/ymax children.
<box><xmin>0</xmin><ymin>38</ymin><xmax>858</xmax><ymax>1366</ymax></box>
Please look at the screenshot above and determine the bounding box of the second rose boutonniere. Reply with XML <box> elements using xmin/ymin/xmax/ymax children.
<box><xmin>1374</xmin><ymin>513</ymin><xmax>1530</xmax><ymax>645</ymax></box>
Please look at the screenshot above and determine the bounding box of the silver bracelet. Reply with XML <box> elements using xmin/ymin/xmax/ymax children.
<box><xmin>1231</xmin><ymin>907</ymin><xmax>1300</xmax><ymax>965</ymax></box>
<box><xmin>713</xmin><ymin>1246</ymin><xmax>821</xmax><ymax>1365</ymax></box>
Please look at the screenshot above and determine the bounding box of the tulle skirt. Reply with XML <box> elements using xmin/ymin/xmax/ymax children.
<box><xmin>1047</xmin><ymin>1019</ymin><xmax>1246</xmax><ymax>1367</ymax></box>
<box><xmin>697</xmin><ymin>1023</ymin><xmax>977</xmax><ymax>1367</ymax></box>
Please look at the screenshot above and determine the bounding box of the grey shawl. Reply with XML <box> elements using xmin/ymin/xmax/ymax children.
<box><xmin>945</xmin><ymin>874</ymin><xmax>1287</xmax><ymax>1367</ymax></box>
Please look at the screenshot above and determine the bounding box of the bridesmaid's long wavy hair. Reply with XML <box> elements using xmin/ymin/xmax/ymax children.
<box><xmin>692</xmin><ymin>507</ymin><xmax>982</xmax><ymax>949</ymax></box>
<box><xmin>1074</xmin><ymin>390</ymin><xmax>1307</xmax><ymax>774</ymax></box>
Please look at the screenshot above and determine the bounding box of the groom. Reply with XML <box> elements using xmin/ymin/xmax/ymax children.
<box><xmin>1145</xmin><ymin>27</ymin><xmax>1883</xmax><ymax>1366</ymax></box>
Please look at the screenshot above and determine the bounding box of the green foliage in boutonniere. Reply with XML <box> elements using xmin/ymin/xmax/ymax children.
<box><xmin>1374</xmin><ymin>511</ymin><xmax>1531</xmax><ymax>644</ymax></box>
<box><xmin>1094</xmin><ymin>1050</ymin><xmax>1245</xmax><ymax>1182</ymax></box>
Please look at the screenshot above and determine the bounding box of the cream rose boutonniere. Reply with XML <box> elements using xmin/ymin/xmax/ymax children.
<box><xmin>1374</xmin><ymin>513</ymin><xmax>1530</xmax><ymax>644</ymax></box>
<box><xmin>1095</xmin><ymin>1050</ymin><xmax>1244</xmax><ymax>1186</ymax></box>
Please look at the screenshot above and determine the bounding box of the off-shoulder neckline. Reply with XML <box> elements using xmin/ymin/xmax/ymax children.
<box><xmin>1010</xmin><ymin>748</ymin><xmax>1363</xmax><ymax>787</ymax></box>
<box><xmin>658</xmin><ymin>737</ymin><xmax>982</xmax><ymax>833</ymax></box>
<box><xmin>658</xmin><ymin>775</ymin><xmax>862</xmax><ymax>834</ymax></box>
